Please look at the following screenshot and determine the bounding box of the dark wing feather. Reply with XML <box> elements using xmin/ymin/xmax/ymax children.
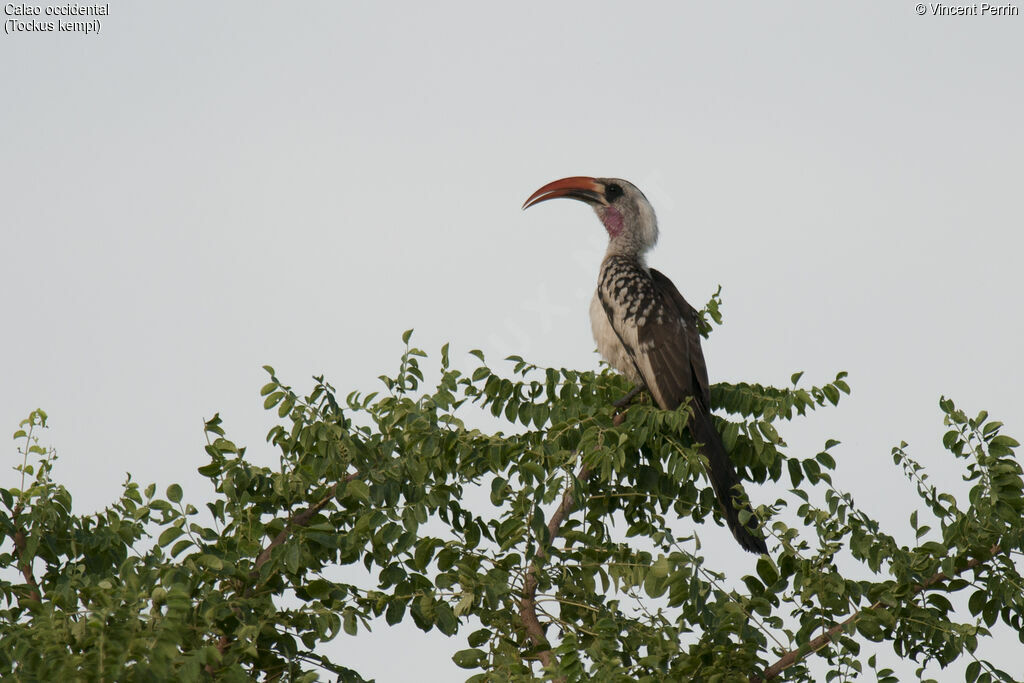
<box><xmin>648</xmin><ymin>269</ymin><xmax>711</xmax><ymax>409</ymax></box>
<box><xmin>602</xmin><ymin>267</ymin><xmax>767</xmax><ymax>554</ymax></box>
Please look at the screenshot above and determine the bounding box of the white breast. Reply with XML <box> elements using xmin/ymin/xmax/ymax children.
<box><xmin>589</xmin><ymin>291</ymin><xmax>642</xmax><ymax>384</ymax></box>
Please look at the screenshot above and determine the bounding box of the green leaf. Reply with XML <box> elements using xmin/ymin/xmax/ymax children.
<box><xmin>386</xmin><ymin>600</ymin><xmax>406</xmax><ymax>625</ymax></box>
<box><xmin>170</xmin><ymin>539</ymin><xmax>192</xmax><ymax>558</ymax></box>
<box><xmin>467</xmin><ymin>628</ymin><xmax>490</xmax><ymax>648</ymax></box>
<box><xmin>278</xmin><ymin>396</ymin><xmax>295</xmax><ymax>417</ymax></box>
<box><xmin>197</xmin><ymin>462</ymin><xmax>221</xmax><ymax>477</ymax></box>
<box><xmin>452</xmin><ymin>648</ymin><xmax>485</xmax><ymax>669</ymax></box>
<box><xmin>756</xmin><ymin>557</ymin><xmax>778</xmax><ymax>586</ymax></box>
<box><xmin>788</xmin><ymin>458</ymin><xmax>803</xmax><ymax>487</ymax></box>
<box><xmin>435</xmin><ymin>603</ymin><xmax>458</xmax><ymax>635</ymax></box>
<box><xmin>454</xmin><ymin>592</ymin><xmax>474</xmax><ymax>616</ymax></box>
<box><xmin>969</xmin><ymin>590</ymin><xmax>986</xmax><ymax>616</ymax></box>
<box><xmin>198</xmin><ymin>554</ymin><xmax>224</xmax><ymax>571</ymax></box>
<box><xmin>158</xmin><ymin>526</ymin><xmax>184</xmax><ymax>547</ymax></box>
<box><xmin>990</xmin><ymin>434</ymin><xmax>1019</xmax><ymax>449</ymax></box>
<box><xmin>166</xmin><ymin>484</ymin><xmax>183</xmax><ymax>503</ymax></box>
<box><xmin>346</xmin><ymin>480</ymin><xmax>370</xmax><ymax>503</ymax></box>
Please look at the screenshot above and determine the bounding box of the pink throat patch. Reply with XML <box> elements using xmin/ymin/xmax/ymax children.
<box><xmin>602</xmin><ymin>207</ymin><xmax>624</xmax><ymax>238</ymax></box>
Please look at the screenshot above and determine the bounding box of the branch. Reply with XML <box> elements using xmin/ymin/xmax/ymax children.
<box><xmin>206</xmin><ymin>472</ymin><xmax>363</xmax><ymax>674</ymax></box>
<box><xmin>251</xmin><ymin>472</ymin><xmax>360</xmax><ymax>579</ymax></box>
<box><xmin>11</xmin><ymin>504</ymin><xmax>40</xmax><ymax>604</ymax></box>
<box><xmin>520</xmin><ymin>464</ymin><xmax>593</xmax><ymax>675</ymax></box>
<box><xmin>751</xmin><ymin>544</ymin><xmax>1003</xmax><ymax>682</ymax></box>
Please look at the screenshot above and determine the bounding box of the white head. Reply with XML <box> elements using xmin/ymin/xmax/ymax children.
<box><xmin>523</xmin><ymin>176</ymin><xmax>659</xmax><ymax>257</ymax></box>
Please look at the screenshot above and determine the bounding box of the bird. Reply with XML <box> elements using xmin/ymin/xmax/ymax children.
<box><xmin>522</xmin><ymin>176</ymin><xmax>768</xmax><ymax>555</ymax></box>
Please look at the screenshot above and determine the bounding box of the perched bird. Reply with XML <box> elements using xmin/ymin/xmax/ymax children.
<box><xmin>523</xmin><ymin>176</ymin><xmax>767</xmax><ymax>554</ymax></box>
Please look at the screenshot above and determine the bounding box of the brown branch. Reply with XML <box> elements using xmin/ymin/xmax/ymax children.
<box><xmin>11</xmin><ymin>504</ymin><xmax>40</xmax><ymax>604</ymax></box>
<box><xmin>520</xmin><ymin>464</ymin><xmax>593</xmax><ymax>675</ymax></box>
<box><xmin>751</xmin><ymin>544</ymin><xmax>1003</xmax><ymax>682</ymax></box>
<box><xmin>250</xmin><ymin>472</ymin><xmax>360</xmax><ymax>579</ymax></box>
<box><xmin>205</xmin><ymin>472</ymin><xmax>361</xmax><ymax>674</ymax></box>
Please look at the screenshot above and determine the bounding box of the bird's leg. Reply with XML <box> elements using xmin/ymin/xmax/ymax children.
<box><xmin>612</xmin><ymin>385</ymin><xmax>646</xmax><ymax>425</ymax></box>
<box><xmin>613</xmin><ymin>385</ymin><xmax>644</xmax><ymax>410</ymax></box>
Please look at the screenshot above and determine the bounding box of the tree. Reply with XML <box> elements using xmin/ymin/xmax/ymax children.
<box><xmin>2</xmin><ymin>298</ymin><xmax>1022</xmax><ymax>681</ymax></box>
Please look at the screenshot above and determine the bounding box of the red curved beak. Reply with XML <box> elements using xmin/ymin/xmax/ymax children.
<box><xmin>522</xmin><ymin>176</ymin><xmax>606</xmax><ymax>210</ymax></box>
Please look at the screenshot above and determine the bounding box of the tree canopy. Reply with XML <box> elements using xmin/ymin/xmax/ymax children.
<box><xmin>2</xmin><ymin>300</ymin><xmax>1022</xmax><ymax>682</ymax></box>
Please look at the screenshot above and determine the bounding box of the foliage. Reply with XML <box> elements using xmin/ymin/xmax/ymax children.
<box><xmin>1</xmin><ymin>311</ymin><xmax>1023</xmax><ymax>681</ymax></box>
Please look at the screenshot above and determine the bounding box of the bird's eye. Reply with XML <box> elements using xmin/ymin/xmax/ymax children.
<box><xmin>605</xmin><ymin>183</ymin><xmax>624</xmax><ymax>201</ymax></box>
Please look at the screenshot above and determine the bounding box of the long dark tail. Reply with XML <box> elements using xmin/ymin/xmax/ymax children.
<box><xmin>689</xmin><ymin>407</ymin><xmax>768</xmax><ymax>554</ymax></box>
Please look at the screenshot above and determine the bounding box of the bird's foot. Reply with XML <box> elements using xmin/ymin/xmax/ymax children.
<box><xmin>612</xmin><ymin>385</ymin><xmax>643</xmax><ymax>410</ymax></box>
<box><xmin>612</xmin><ymin>386</ymin><xmax>644</xmax><ymax>425</ymax></box>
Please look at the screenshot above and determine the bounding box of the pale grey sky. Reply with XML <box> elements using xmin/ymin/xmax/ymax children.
<box><xmin>2</xmin><ymin>2</ymin><xmax>1022</xmax><ymax>680</ymax></box>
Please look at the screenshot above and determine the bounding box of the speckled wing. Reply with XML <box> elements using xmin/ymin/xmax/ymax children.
<box><xmin>597</xmin><ymin>263</ymin><xmax>707</xmax><ymax>412</ymax></box>
<box><xmin>598</xmin><ymin>263</ymin><xmax>767</xmax><ymax>554</ymax></box>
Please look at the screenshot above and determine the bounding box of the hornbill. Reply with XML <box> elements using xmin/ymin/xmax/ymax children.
<box><xmin>523</xmin><ymin>176</ymin><xmax>768</xmax><ymax>555</ymax></box>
